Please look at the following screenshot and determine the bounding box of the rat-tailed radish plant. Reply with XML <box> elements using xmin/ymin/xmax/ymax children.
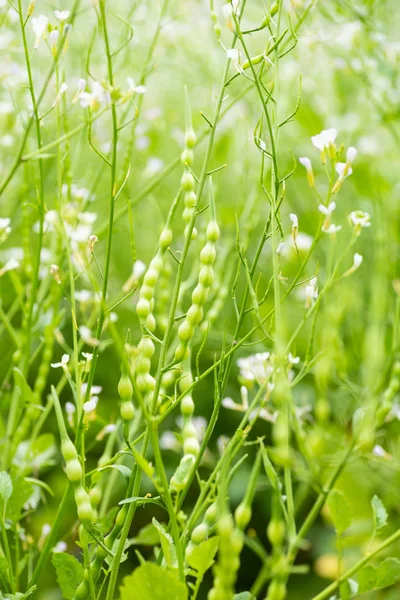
<box><xmin>1</xmin><ymin>1</ymin><xmax>399</xmax><ymax>600</ymax></box>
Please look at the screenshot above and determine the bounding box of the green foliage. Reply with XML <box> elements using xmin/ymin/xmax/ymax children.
<box><xmin>119</xmin><ymin>563</ymin><xmax>188</xmax><ymax>600</ymax></box>
<box><xmin>186</xmin><ymin>536</ymin><xmax>219</xmax><ymax>574</ymax></box>
<box><xmin>358</xmin><ymin>558</ymin><xmax>400</xmax><ymax>593</ymax></box>
<box><xmin>371</xmin><ymin>495</ymin><xmax>388</xmax><ymax>532</ymax></box>
<box><xmin>327</xmin><ymin>490</ymin><xmax>351</xmax><ymax>535</ymax></box>
<box><xmin>51</xmin><ymin>553</ymin><xmax>84</xmax><ymax>600</ymax></box>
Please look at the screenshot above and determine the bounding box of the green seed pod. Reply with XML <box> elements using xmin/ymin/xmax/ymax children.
<box><xmin>145</xmin><ymin>313</ymin><xmax>156</xmax><ymax>331</ymax></box>
<box><xmin>266</xmin><ymin>579</ymin><xmax>286</xmax><ymax>600</ymax></box>
<box><xmin>66</xmin><ymin>458</ymin><xmax>83</xmax><ymax>482</ymax></box>
<box><xmin>181</xmin><ymin>171</ymin><xmax>195</xmax><ymax>192</ymax></box>
<box><xmin>178</xmin><ymin>320</ymin><xmax>195</xmax><ymax>342</ymax></box>
<box><xmin>200</xmin><ymin>242</ymin><xmax>216</xmax><ymax>265</ymax></box>
<box><xmin>183</xmin><ymin>436</ymin><xmax>200</xmax><ymax>456</ymax></box>
<box><xmin>143</xmin><ymin>268</ymin><xmax>158</xmax><ymax>287</ymax></box>
<box><xmin>138</xmin><ymin>337</ymin><xmax>155</xmax><ymax>358</ymax></box>
<box><xmin>89</xmin><ymin>486</ymin><xmax>102</xmax><ymax>508</ymax></box>
<box><xmin>206</xmin><ymin>220</ymin><xmax>220</xmax><ymax>242</ymax></box>
<box><xmin>118</xmin><ymin>376</ymin><xmax>133</xmax><ymax>401</ymax></box>
<box><xmin>159</xmin><ymin>228</ymin><xmax>173</xmax><ymax>251</ymax></box>
<box><xmin>181</xmin><ymin>395</ymin><xmax>195</xmax><ymax>416</ymax></box>
<box><xmin>174</xmin><ymin>342</ymin><xmax>189</xmax><ymax>363</ymax></box>
<box><xmin>191</xmin><ymin>522</ymin><xmax>209</xmax><ymax>544</ymax></box>
<box><xmin>74</xmin><ymin>487</ymin><xmax>93</xmax><ymax>522</ymax></box>
<box><xmin>136</xmin><ymin>356</ymin><xmax>151</xmax><ymax>374</ymax></box>
<box><xmin>205</xmin><ymin>503</ymin><xmax>218</xmax><ymax>525</ymax></box>
<box><xmin>181</xmin><ymin>148</ymin><xmax>194</xmax><ymax>166</ymax></box>
<box><xmin>192</xmin><ymin>284</ymin><xmax>208</xmax><ymax>305</ymax></box>
<box><xmin>185</xmin><ymin>191</ymin><xmax>196</xmax><ymax>208</ymax></box>
<box><xmin>170</xmin><ymin>454</ymin><xmax>195</xmax><ymax>492</ymax></box>
<box><xmin>199</xmin><ymin>266</ymin><xmax>214</xmax><ymax>287</ymax></box>
<box><xmin>182</xmin><ymin>207</ymin><xmax>194</xmax><ymax>222</ymax></box>
<box><xmin>136</xmin><ymin>298</ymin><xmax>151</xmax><ymax>319</ymax></box>
<box><xmin>234</xmin><ymin>503</ymin><xmax>252</xmax><ymax>530</ymax></box>
<box><xmin>62</xmin><ymin>439</ymin><xmax>78</xmax><ymax>462</ymax></box>
<box><xmin>185</xmin><ymin>129</ymin><xmax>196</xmax><ymax>148</ymax></box>
<box><xmin>267</xmin><ymin>519</ymin><xmax>285</xmax><ymax>546</ymax></box>
<box><xmin>120</xmin><ymin>401</ymin><xmax>135</xmax><ymax>421</ymax></box>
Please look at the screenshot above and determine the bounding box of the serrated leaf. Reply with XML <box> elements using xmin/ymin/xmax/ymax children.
<box><xmin>358</xmin><ymin>558</ymin><xmax>400</xmax><ymax>593</ymax></box>
<box><xmin>233</xmin><ymin>594</ymin><xmax>256</xmax><ymax>600</ymax></box>
<box><xmin>186</xmin><ymin>537</ymin><xmax>219</xmax><ymax>575</ymax></box>
<box><xmin>327</xmin><ymin>490</ymin><xmax>351</xmax><ymax>535</ymax></box>
<box><xmin>98</xmin><ymin>464</ymin><xmax>132</xmax><ymax>478</ymax></box>
<box><xmin>52</xmin><ymin>552</ymin><xmax>84</xmax><ymax>600</ymax></box>
<box><xmin>152</xmin><ymin>518</ymin><xmax>177</xmax><ymax>570</ymax></box>
<box><xmin>0</xmin><ymin>472</ymin><xmax>12</xmax><ymax>507</ymax></box>
<box><xmin>119</xmin><ymin>562</ymin><xmax>188</xmax><ymax>600</ymax></box>
<box><xmin>371</xmin><ymin>495</ymin><xmax>388</xmax><ymax>531</ymax></box>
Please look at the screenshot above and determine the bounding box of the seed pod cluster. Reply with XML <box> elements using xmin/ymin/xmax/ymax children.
<box><xmin>376</xmin><ymin>360</ymin><xmax>400</xmax><ymax>425</ymax></box>
<box><xmin>208</xmin><ymin>514</ymin><xmax>243</xmax><ymax>600</ymax></box>
<box><xmin>180</xmin><ymin>113</ymin><xmax>197</xmax><ymax>240</ymax></box>
<box><xmin>265</xmin><ymin>579</ymin><xmax>287</xmax><ymax>600</ymax></box>
<box><xmin>200</xmin><ymin>281</ymin><xmax>228</xmax><ymax>335</ymax></box>
<box><xmin>118</xmin><ymin>374</ymin><xmax>135</xmax><ymax>422</ymax></box>
<box><xmin>186</xmin><ymin>502</ymin><xmax>218</xmax><ymax>562</ymax></box>
<box><xmin>61</xmin><ymin>438</ymin><xmax>94</xmax><ymax>522</ymax></box>
<box><xmin>174</xmin><ymin>218</ymin><xmax>220</xmax><ymax>363</ymax></box>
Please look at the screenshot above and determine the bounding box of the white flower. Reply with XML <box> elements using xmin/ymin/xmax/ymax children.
<box><xmin>81</xmin><ymin>383</ymin><xmax>102</xmax><ymax>396</ymax></box>
<box><xmin>372</xmin><ymin>445</ymin><xmax>384</xmax><ymax>457</ymax></box>
<box><xmin>226</xmin><ymin>48</ymin><xmax>242</xmax><ymax>72</ymax></box>
<box><xmin>289</xmin><ymin>213</ymin><xmax>298</xmax><ymax>228</ymax></box>
<box><xmin>78</xmin><ymin>212</ymin><xmax>97</xmax><ymax>225</ymax></box>
<box><xmin>41</xmin><ymin>524</ymin><xmax>51</xmax><ymax>537</ymax></box>
<box><xmin>49</xmin><ymin>29</ymin><xmax>59</xmax><ymax>53</ymax></box>
<box><xmin>343</xmin><ymin>253</ymin><xmax>363</xmax><ymax>277</ymax></box>
<box><xmin>349</xmin><ymin>210</ymin><xmax>371</xmax><ymax>234</ymax></box>
<box><xmin>318</xmin><ymin>202</ymin><xmax>336</xmax><ymax>216</ymax></box>
<box><xmin>288</xmin><ymin>353</ymin><xmax>300</xmax><ymax>365</ymax></box>
<box><xmin>133</xmin><ymin>260</ymin><xmax>146</xmax><ymax>280</ymax></box>
<box><xmin>323</xmin><ymin>223</ymin><xmax>342</xmax><ymax>234</ymax></box>
<box><xmin>353</xmin><ymin>252</ymin><xmax>363</xmax><ymax>268</ymax></box>
<box><xmin>82</xmin><ymin>352</ymin><xmax>93</xmax><ymax>362</ymax></box>
<box><xmin>83</xmin><ymin>397</ymin><xmax>98</xmax><ymax>413</ymax></box>
<box><xmin>311</xmin><ymin>128</ymin><xmax>337</xmax><ymax>151</ymax></box>
<box><xmin>237</xmin><ymin>352</ymin><xmax>273</xmax><ymax>385</ymax></box>
<box><xmin>79</xmin><ymin>325</ymin><xmax>99</xmax><ymax>346</ymax></box>
<box><xmin>32</xmin><ymin>15</ymin><xmax>48</xmax><ymax>49</ymax></box>
<box><xmin>280</xmin><ymin>233</ymin><xmax>313</xmax><ymax>259</ymax></box>
<box><xmin>79</xmin><ymin>81</ymin><xmax>108</xmax><ymax>111</ymax></box>
<box><xmin>54</xmin><ymin>10</ymin><xmax>70</xmax><ymax>21</ymax></box>
<box><xmin>52</xmin><ymin>82</ymin><xmax>68</xmax><ymax>108</ymax></box>
<box><xmin>305</xmin><ymin>277</ymin><xmax>318</xmax><ymax>308</ymax></box>
<box><xmin>335</xmin><ymin>162</ymin><xmax>353</xmax><ymax>178</ymax></box>
<box><xmin>0</xmin><ymin>258</ymin><xmax>20</xmax><ymax>276</ymax></box>
<box><xmin>52</xmin><ymin>541</ymin><xmax>67</xmax><ymax>553</ymax></box>
<box><xmin>346</xmin><ymin>146</ymin><xmax>357</xmax><ymax>164</ymax></box>
<box><xmin>73</xmin><ymin>79</ymin><xmax>87</xmax><ymax>104</ymax></box>
<box><xmin>299</xmin><ymin>156</ymin><xmax>314</xmax><ymax>187</ymax></box>
<box><xmin>0</xmin><ymin>217</ymin><xmax>11</xmax><ymax>241</ymax></box>
<box><xmin>127</xmin><ymin>77</ymin><xmax>147</xmax><ymax>95</ymax></box>
<box><xmin>51</xmin><ymin>354</ymin><xmax>70</xmax><ymax>369</ymax></box>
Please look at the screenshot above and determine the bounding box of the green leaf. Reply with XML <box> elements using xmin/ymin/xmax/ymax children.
<box><xmin>358</xmin><ymin>558</ymin><xmax>400</xmax><ymax>593</ymax></box>
<box><xmin>233</xmin><ymin>594</ymin><xmax>256</xmax><ymax>600</ymax></box>
<box><xmin>12</xmin><ymin>368</ymin><xmax>34</xmax><ymax>405</ymax></box>
<box><xmin>327</xmin><ymin>489</ymin><xmax>351</xmax><ymax>535</ymax></box>
<box><xmin>1</xmin><ymin>585</ymin><xmax>36</xmax><ymax>599</ymax></box>
<box><xmin>98</xmin><ymin>464</ymin><xmax>132</xmax><ymax>479</ymax></box>
<box><xmin>119</xmin><ymin>562</ymin><xmax>188</xmax><ymax>600</ymax></box>
<box><xmin>371</xmin><ymin>495</ymin><xmax>388</xmax><ymax>531</ymax></box>
<box><xmin>0</xmin><ymin>472</ymin><xmax>12</xmax><ymax>508</ymax></box>
<box><xmin>52</xmin><ymin>552</ymin><xmax>84</xmax><ymax>600</ymax></box>
<box><xmin>119</xmin><ymin>496</ymin><xmax>164</xmax><ymax>509</ymax></box>
<box><xmin>0</xmin><ymin>556</ymin><xmax>11</xmax><ymax>592</ymax></box>
<box><xmin>186</xmin><ymin>537</ymin><xmax>219</xmax><ymax>575</ymax></box>
<box><xmin>6</xmin><ymin>476</ymin><xmax>33</xmax><ymax>523</ymax></box>
<box><xmin>129</xmin><ymin>522</ymin><xmax>160</xmax><ymax>547</ymax></box>
<box><xmin>152</xmin><ymin>518</ymin><xmax>177</xmax><ymax>570</ymax></box>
